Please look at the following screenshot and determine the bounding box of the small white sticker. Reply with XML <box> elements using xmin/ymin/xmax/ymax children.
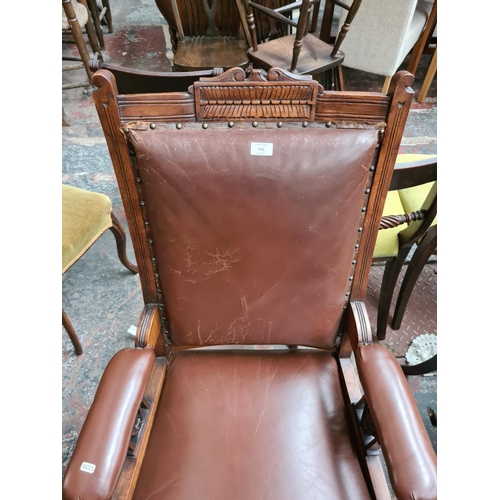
<box><xmin>251</xmin><ymin>142</ymin><xmax>273</xmax><ymax>156</ymax></box>
<box><xmin>80</xmin><ymin>462</ymin><xmax>96</xmax><ymax>474</ymax></box>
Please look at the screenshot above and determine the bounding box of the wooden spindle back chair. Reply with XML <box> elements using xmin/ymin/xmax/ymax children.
<box><xmin>154</xmin><ymin>0</ymin><xmax>252</xmax><ymax>71</ymax></box>
<box><xmin>242</xmin><ymin>0</ymin><xmax>362</xmax><ymax>89</ymax></box>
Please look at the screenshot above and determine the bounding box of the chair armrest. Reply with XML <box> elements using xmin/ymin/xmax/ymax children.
<box><xmin>62</xmin><ymin>347</ymin><xmax>156</xmax><ymax>500</ymax></box>
<box><xmin>354</xmin><ymin>342</ymin><xmax>437</xmax><ymax>500</ymax></box>
<box><xmin>248</xmin><ymin>1</ymin><xmax>298</xmax><ymax>28</ymax></box>
<box><xmin>389</xmin><ymin>156</ymin><xmax>437</xmax><ymax>191</ymax></box>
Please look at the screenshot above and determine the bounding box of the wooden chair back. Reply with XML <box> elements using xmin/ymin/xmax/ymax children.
<box><xmin>89</xmin><ymin>58</ymin><xmax>223</xmax><ymax>94</ymax></box>
<box><xmin>90</xmin><ymin>66</ymin><xmax>416</xmax><ymax>350</ymax></box>
<box><xmin>155</xmin><ymin>0</ymin><xmax>244</xmax><ymax>38</ymax></box>
<box><xmin>154</xmin><ymin>0</ymin><xmax>251</xmax><ymax>70</ymax></box>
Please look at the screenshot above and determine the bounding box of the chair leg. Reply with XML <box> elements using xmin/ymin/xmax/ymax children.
<box><xmin>377</xmin><ymin>246</ymin><xmax>413</xmax><ymax>340</ymax></box>
<box><xmin>407</xmin><ymin>0</ymin><xmax>437</xmax><ymax>76</ymax></box>
<box><xmin>101</xmin><ymin>0</ymin><xmax>113</xmax><ymax>32</ymax></box>
<box><xmin>79</xmin><ymin>0</ymin><xmax>102</xmax><ymax>54</ymax></box>
<box><xmin>392</xmin><ymin>226</ymin><xmax>437</xmax><ymax>330</ymax></box>
<box><xmin>417</xmin><ymin>47</ymin><xmax>437</xmax><ymax>103</ymax></box>
<box><xmin>333</xmin><ymin>65</ymin><xmax>344</xmax><ymax>91</ymax></box>
<box><xmin>402</xmin><ymin>354</ymin><xmax>437</xmax><ymax>376</ymax></box>
<box><xmin>109</xmin><ymin>211</ymin><xmax>139</xmax><ymax>274</ymax></box>
<box><xmin>62</xmin><ymin>0</ymin><xmax>93</xmax><ymax>83</ymax></box>
<box><xmin>86</xmin><ymin>0</ymin><xmax>105</xmax><ymax>49</ymax></box>
<box><xmin>62</xmin><ymin>308</ymin><xmax>83</xmax><ymax>355</ymax></box>
<box><xmin>381</xmin><ymin>76</ymin><xmax>392</xmax><ymax>94</ymax></box>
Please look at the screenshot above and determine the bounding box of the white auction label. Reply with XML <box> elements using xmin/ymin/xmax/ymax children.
<box><xmin>250</xmin><ymin>142</ymin><xmax>273</xmax><ymax>156</ymax></box>
<box><xmin>80</xmin><ymin>462</ymin><xmax>96</xmax><ymax>474</ymax></box>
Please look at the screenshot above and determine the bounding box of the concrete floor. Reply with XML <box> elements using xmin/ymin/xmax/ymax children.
<box><xmin>62</xmin><ymin>0</ymin><xmax>437</xmax><ymax>497</ymax></box>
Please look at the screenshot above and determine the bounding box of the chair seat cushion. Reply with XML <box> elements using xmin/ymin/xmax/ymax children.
<box><xmin>174</xmin><ymin>37</ymin><xmax>249</xmax><ymax>71</ymax></box>
<box><xmin>248</xmin><ymin>35</ymin><xmax>344</xmax><ymax>75</ymax></box>
<box><xmin>134</xmin><ymin>349</ymin><xmax>371</xmax><ymax>500</ymax></box>
<box><xmin>62</xmin><ymin>185</ymin><xmax>112</xmax><ymax>273</ymax></box>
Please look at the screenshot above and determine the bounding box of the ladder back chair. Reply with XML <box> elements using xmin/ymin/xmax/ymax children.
<box><xmin>154</xmin><ymin>0</ymin><xmax>251</xmax><ymax>71</ymax></box>
<box><xmin>62</xmin><ymin>67</ymin><xmax>437</xmax><ymax>500</ymax></box>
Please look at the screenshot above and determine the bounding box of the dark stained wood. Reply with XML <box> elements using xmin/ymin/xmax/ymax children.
<box><xmin>89</xmin><ymin>58</ymin><xmax>224</xmax><ymax>94</ymax></box>
<box><xmin>373</xmin><ymin>160</ymin><xmax>437</xmax><ymax>340</ymax></box>
<box><xmin>392</xmin><ymin>225</ymin><xmax>437</xmax><ymax>330</ymax></box>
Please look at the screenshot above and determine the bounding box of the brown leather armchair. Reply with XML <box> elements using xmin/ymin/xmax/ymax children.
<box><xmin>62</xmin><ymin>66</ymin><xmax>437</xmax><ymax>500</ymax></box>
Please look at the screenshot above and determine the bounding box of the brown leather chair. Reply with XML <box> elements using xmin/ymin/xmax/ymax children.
<box><xmin>62</xmin><ymin>66</ymin><xmax>437</xmax><ymax>500</ymax></box>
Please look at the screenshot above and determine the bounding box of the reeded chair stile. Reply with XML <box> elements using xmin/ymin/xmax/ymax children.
<box><xmin>62</xmin><ymin>67</ymin><xmax>437</xmax><ymax>500</ymax></box>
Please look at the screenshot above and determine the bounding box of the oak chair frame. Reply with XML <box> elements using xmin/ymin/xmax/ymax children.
<box><xmin>62</xmin><ymin>66</ymin><xmax>436</xmax><ymax>500</ymax></box>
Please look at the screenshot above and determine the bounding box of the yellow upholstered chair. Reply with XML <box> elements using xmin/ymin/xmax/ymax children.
<box><xmin>374</xmin><ymin>154</ymin><xmax>437</xmax><ymax>342</ymax></box>
<box><xmin>62</xmin><ymin>185</ymin><xmax>138</xmax><ymax>355</ymax></box>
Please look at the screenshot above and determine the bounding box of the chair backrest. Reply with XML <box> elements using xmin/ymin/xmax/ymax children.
<box><xmin>89</xmin><ymin>58</ymin><xmax>223</xmax><ymax>94</ymax></box>
<box><xmin>322</xmin><ymin>0</ymin><xmax>363</xmax><ymax>56</ymax></box>
<box><xmin>91</xmin><ymin>66</ymin><xmax>415</xmax><ymax>350</ymax></box>
<box><xmin>336</xmin><ymin>0</ymin><xmax>434</xmax><ymax>76</ymax></box>
<box><xmin>247</xmin><ymin>0</ymin><xmax>317</xmax><ymax>43</ymax></box>
<box><xmin>383</xmin><ymin>155</ymin><xmax>437</xmax><ymax>246</ymax></box>
<box><xmin>244</xmin><ymin>0</ymin><xmax>317</xmax><ymax>71</ymax></box>
<box><xmin>243</xmin><ymin>0</ymin><xmax>361</xmax><ymax>72</ymax></box>
<box><xmin>155</xmin><ymin>0</ymin><xmax>246</xmax><ymax>40</ymax></box>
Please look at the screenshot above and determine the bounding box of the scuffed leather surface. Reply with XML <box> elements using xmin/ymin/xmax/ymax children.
<box><xmin>355</xmin><ymin>343</ymin><xmax>437</xmax><ymax>500</ymax></box>
<box><xmin>62</xmin><ymin>348</ymin><xmax>155</xmax><ymax>500</ymax></box>
<box><xmin>128</xmin><ymin>126</ymin><xmax>378</xmax><ymax>348</ymax></box>
<box><xmin>134</xmin><ymin>349</ymin><xmax>371</xmax><ymax>500</ymax></box>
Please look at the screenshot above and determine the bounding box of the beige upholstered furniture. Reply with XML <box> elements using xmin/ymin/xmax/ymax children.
<box><xmin>62</xmin><ymin>185</ymin><xmax>138</xmax><ymax>355</ymax></box>
<box><xmin>337</xmin><ymin>0</ymin><xmax>435</xmax><ymax>93</ymax></box>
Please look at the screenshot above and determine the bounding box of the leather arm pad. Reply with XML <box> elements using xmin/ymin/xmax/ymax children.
<box><xmin>62</xmin><ymin>347</ymin><xmax>156</xmax><ymax>500</ymax></box>
<box><xmin>354</xmin><ymin>343</ymin><xmax>437</xmax><ymax>500</ymax></box>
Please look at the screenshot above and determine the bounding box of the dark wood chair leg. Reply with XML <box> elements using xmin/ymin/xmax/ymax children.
<box><xmin>109</xmin><ymin>211</ymin><xmax>139</xmax><ymax>274</ymax></box>
<box><xmin>402</xmin><ymin>354</ymin><xmax>437</xmax><ymax>376</ymax></box>
<box><xmin>86</xmin><ymin>0</ymin><xmax>105</xmax><ymax>49</ymax></box>
<box><xmin>62</xmin><ymin>308</ymin><xmax>83</xmax><ymax>355</ymax></box>
<box><xmin>377</xmin><ymin>245</ymin><xmax>413</xmax><ymax>340</ymax></box>
<box><xmin>332</xmin><ymin>66</ymin><xmax>344</xmax><ymax>91</ymax></box>
<box><xmin>62</xmin><ymin>0</ymin><xmax>93</xmax><ymax>83</ymax></box>
<box><xmin>79</xmin><ymin>0</ymin><xmax>102</xmax><ymax>54</ymax></box>
<box><xmin>102</xmin><ymin>0</ymin><xmax>113</xmax><ymax>32</ymax></box>
<box><xmin>392</xmin><ymin>226</ymin><xmax>437</xmax><ymax>330</ymax></box>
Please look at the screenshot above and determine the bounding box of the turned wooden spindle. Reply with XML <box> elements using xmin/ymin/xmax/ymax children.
<box><xmin>331</xmin><ymin>0</ymin><xmax>363</xmax><ymax>57</ymax></box>
<box><xmin>291</xmin><ymin>0</ymin><xmax>312</xmax><ymax>72</ymax></box>
<box><xmin>379</xmin><ymin>210</ymin><xmax>426</xmax><ymax>230</ymax></box>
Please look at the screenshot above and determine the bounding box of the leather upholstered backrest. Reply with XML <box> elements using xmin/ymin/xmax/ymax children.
<box><xmin>127</xmin><ymin>124</ymin><xmax>378</xmax><ymax>348</ymax></box>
